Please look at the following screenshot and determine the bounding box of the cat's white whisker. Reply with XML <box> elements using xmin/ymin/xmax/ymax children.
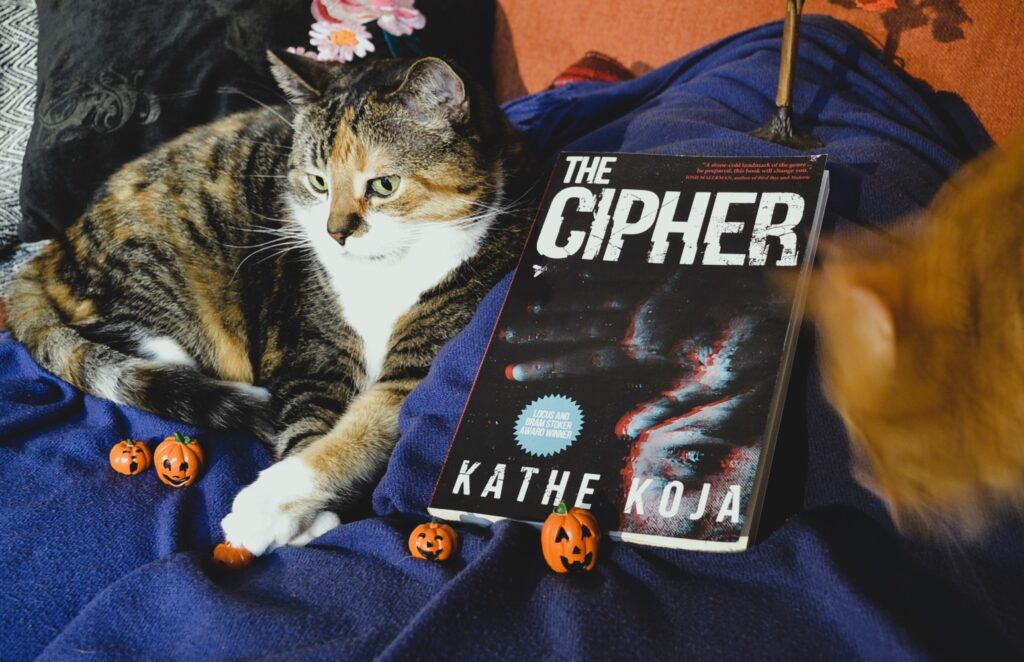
<box><xmin>234</xmin><ymin>224</ymin><xmax>303</xmax><ymax>237</ymax></box>
<box><xmin>240</xmin><ymin>207</ymin><xmax>305</xmax><ymax>228</ymax></box>
<box><xmin>217</xmin><ymin>86</ymin><xmax>296</xmax><ymax>130</ymax></box>
<box><xmin>254</xmin><ymin>242</ymin><xmax>313</xmax><ymax>268</ymax></box>
<box><xmin>243</xmin><ymin>229</ymin><xmax>306</xmax><ymax>241</ymax></box>
<box><xmin>459</xmin><ymin>183</ymin><xmax>537</xmax><ymax>215</ymax></box>
<box><xmin>219</xmin><ymin>226</ymin><xmax>307</xmax><ymax>249</ymax></box>
<box><xmin>237</xmin><ymin>241</ymin><xmax>300</xmax><ymax>259</ymax></box>
<box><xmin>231</xmin><ymin>238</ymin><xmax>309</xmax><ymax>281</ymax></box>
<box><xmin>222</xmin><ymin>236</ymin><xmax>303</xmax><ymax>250</ymax></box>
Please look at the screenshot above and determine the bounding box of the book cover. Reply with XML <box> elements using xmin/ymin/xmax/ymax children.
<box><xmin>429</xmin><ymin>152</ymin><xmax>829</xmax><ymax>551</ymax></box>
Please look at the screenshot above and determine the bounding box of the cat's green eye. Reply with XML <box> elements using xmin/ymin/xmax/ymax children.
<box><xmin>307</xmin><ymin>173</ymin><xmax>329</xmax><ymax>194</ymax></box>
<box><xmin>368</xmin><ymin>175</ymin><xmax>400</xmax><ymax>198</ymax></box>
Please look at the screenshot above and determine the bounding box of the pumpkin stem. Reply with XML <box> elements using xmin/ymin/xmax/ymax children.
<box><xmin>173</xmin><ymin>432</ymin><xmax>193</xmax><ymax>445</ymax></box>
<box><xmin>554</xmin><ymin>502</ymin><xmax>569</xmax><ymax>515</ymax></box>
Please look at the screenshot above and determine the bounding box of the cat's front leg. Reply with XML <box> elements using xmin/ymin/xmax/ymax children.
<box><xmin>219</xmin><ymin>457</ymin><xmax>340</xmax><ymax>555</ymax></box>
<box><xmin>221</xmin><ymin>383</ymin><xmax>406</xmax><ymax>556</ymax></box>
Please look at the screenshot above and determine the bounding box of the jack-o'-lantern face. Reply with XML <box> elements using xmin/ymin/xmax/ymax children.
<box><xmin>541</xmin><ymin>503</ymin><xmax>600</xmax><ymax>573</ymax></box>
<box><xmin>109</xmin><ymin>439</ymin><xmax>151</xmax><ymax>476</ymax></box>
<box><xmin>409</xmin><ymin>520</ymin><xmax>458</xmax><ymax>561</ymax></box>
<box><xmin>154</xmin><ymin>433</ymin><xmax>205</xmax><ymax>488</ymax></box>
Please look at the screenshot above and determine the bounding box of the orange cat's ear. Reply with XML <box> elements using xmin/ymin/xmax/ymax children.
<box><xmin>838</xmin><ymin>282</ymin><xmax>896</xmax><ymax>372</ymax></box>
<box><xmin>810</xmin><ymin>256</ymin><xmax>897</xmax><ymax>375</ymax></box>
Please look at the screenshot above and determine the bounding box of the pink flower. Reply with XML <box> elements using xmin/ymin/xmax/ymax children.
<box><xmin>371</xmin><ymin>0</ymin><xmax>426</xmax><ymax>36</ymax></box>
<box><xmin>311</xmin><ymin>0</ymin><xmax>338</xmax><ymax>23</ymax></box>
<box><xmin>317</xmin><ymin>0</ymin><xmax>379</xmax><ymax>23</ymax></box>
<box><xmin>294</xmin><ymin>0</ymin><xmax>422</xmax><ymax>64</ymax></box>
<box><xmin>310</xmin><ymin>19</ymin><xmax>375</xmax><ymax>62</ymax></box>
<box><xmin>285</xmin><ymin>46</ymin><xmax>319</xmax><ymax>60</ymax></box>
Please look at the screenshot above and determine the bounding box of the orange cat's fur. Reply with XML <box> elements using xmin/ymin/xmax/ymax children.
<box><xmin>809</xmin><ymin>136</ymin><xmax>1024</xmax><ymax>538</ymax></box>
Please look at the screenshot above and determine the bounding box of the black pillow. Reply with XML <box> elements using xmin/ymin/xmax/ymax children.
<box><xmin>19</xmin><ymin>0</ymin><xmax>495</xmax><ymax>242</ymax></box>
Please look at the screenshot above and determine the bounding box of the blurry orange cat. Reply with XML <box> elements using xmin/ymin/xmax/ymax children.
<box><xmin>810</xmin><ymin>135</ymin><xmax>1024</xmax><ymax>539</ymax></box>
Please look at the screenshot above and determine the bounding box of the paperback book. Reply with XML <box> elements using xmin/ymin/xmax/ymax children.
<box><xmin>430</xmin><ymin>152</ymin><xmax>829</xmax><ymax>551</ymax></box>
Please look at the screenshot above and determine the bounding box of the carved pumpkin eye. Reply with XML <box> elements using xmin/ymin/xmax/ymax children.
<box><xmin>179</xmin><ymin>462</ymin><xmax>188</xmax><ymax>471</ymax></box>
<box><xmin>581</xmin><ymin>525</ymin><xmax>592</xmax><ymax>538</ymax></box>
<box><xmin>418</xmin><ymin>532</ymin><xmax>426</xmax><ymax>538</ymax></box>
<box><xmin>163</xmin><ymin>459</ymin><xmax>172</xmax><ymax>470</ymax></box>
<box><xmin>555</xmin><ymin>527</ymin><xmax>569</xmax><ymax>543</ymax></box>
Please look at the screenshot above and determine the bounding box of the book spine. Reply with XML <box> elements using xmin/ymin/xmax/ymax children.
<box><xmin>741</xmin><ymin>171</ymin><xmax>829</xmax><ymax>545</ymax></box>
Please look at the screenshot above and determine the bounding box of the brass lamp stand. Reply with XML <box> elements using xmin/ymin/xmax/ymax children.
<box><xmin>750</xmin><ymin>0</ymin><xmax>823</xmax><ymax>149</ymax></box>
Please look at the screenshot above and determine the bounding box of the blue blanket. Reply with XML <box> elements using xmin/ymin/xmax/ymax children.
<box><xmin>3</xmin><ymin>17</ymin><xmax>1019</xmax><ymax>660</ymax></box>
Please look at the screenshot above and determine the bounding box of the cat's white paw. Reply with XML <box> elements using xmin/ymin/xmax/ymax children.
<box><xmin>221</xmin><ymin>456</ymin><xmax>335</xmax><ymax>556</ymax></box>
<box><xmin>286</xmin><ymin>510</ymin><xmax>341</xmax><ymax>547</ymax></box>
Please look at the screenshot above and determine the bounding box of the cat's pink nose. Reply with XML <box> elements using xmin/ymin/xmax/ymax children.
<box><xmin>329</xmin><ymin>231</ymin><xmax>348</xmax><ymax>246</ymax></box>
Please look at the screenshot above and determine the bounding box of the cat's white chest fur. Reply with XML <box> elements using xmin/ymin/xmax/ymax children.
<box><xmin>290</xmin><ymin>199</ymin><xmax>490</xmax><ymax>386</ymax></box>
<box><xmin>325</xmin><ymin>254</ymin><xmax>433</xmax><ymax>385</ymax></box>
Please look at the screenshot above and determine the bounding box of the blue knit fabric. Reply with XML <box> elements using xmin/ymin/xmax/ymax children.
<box><xmin>2</xmin><ymin>17</ymin><xmax>1016</xmax><ymax>660</ymax></box>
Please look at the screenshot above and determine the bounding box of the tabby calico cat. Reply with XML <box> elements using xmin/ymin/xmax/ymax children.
<box><xmin>7</xmin><ymin>52</ymin><xmax>531</xmax><ymax>555</ymax></box>
<box><xmin>808</xmin><ymin>135</ymin><xmax>1024</xmax><ymax>539</ymax></box>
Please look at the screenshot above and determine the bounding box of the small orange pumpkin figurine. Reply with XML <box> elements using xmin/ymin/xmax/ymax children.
<box><xmin>108</xmin><ymin>438</ymin><xmax>151</xmax><ymax>476</ymax></box>
<box><xmin>541</xmin><ymin>502</ymin><xmax>600</xmax><ymax>573</ymax></box>
<box><xmin>409</xmin><ymin>519</ymin><xmax>458</xmax><ymax>562</ymax></box>
<box><xmin>212</xmin><ymin>542</ymin><xmax>253</xmax><ymax>570</ymax></box>
<box><xmin>154</xmin><ymin>432</ymin><xmax>204</xmax><ymax>487</ymax></box>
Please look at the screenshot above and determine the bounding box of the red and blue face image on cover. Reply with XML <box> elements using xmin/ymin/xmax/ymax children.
<box><xmin>502</xmin><ymin>264</ymin><xmax>780</xmax><ymax>542</ymax></box>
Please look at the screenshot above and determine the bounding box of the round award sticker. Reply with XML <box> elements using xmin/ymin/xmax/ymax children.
<box><xmin>514</xmin><ymin>395</ymin><xmax>584</xmax><ymax>457</ymax></box>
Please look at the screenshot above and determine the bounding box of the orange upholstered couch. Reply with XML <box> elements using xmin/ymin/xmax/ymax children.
<box><xmin>493</xmin><ymin>0</ymin><xmax>1023</xmax><ymax>143</ymax></box>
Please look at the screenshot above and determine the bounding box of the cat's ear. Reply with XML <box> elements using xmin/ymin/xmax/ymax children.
<box><xmin>267</xmin><ymin>49</ymin><xmax>336</xmax><ymax>103</ymax></box>
<box><xmin>841</xmin><ymin>284</ymin><xmax>896</xmax><ymax>371</ymax></box>
<box><xmin>811</xmin><ymin>262</ymin><xmax>897</xmax><ymax>373</ymax></box>
<box><xmin>394</xmin><ymin>57</ymin><xmax>469</xmax><ymax>124</ymax></box>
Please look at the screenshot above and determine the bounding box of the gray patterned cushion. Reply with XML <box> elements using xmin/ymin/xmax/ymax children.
<box><xmin>0</xmin><ymin>0</ymin><xmax>40</xmax><ymax>294</ymax></box>
<box><xmin>0</xmin><ymin>0</ymin><xmax>36</xmax><ymax>246</ymax></box>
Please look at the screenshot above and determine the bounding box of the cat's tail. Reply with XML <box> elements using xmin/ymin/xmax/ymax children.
<box><xmin>6</xmin><ymin>268</ymin><xmax>275</xmax><ymax>440</ymax></box>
